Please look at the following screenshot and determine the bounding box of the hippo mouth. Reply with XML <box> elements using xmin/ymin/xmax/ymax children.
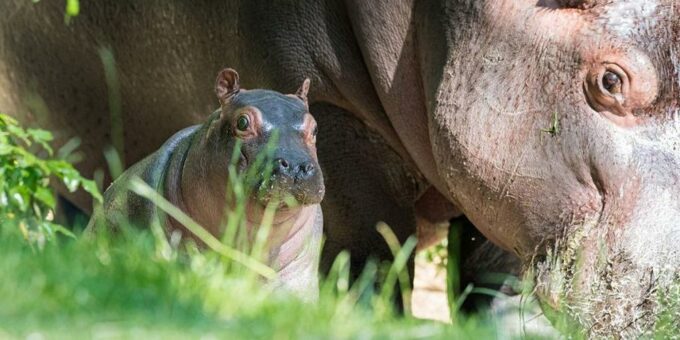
<box><xmin>531</xmin><ymin>213</ymin><xmax>680</xmax><ymax>338</ymax></box>
<box><xmin>253</xmin><ymin>176</ymin><xmax>325</xmax><ymax>209</ymax></box>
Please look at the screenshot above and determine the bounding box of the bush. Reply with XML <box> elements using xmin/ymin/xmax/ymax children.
<box><xmin>0</xmin><ymin>113</ymin><xmax>101</xmax><ymax>248</ymax></box>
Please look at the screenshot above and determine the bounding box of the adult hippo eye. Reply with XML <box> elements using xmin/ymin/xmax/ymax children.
<box><xmin>236</xmin><ymin>115</ymin><xmax>250</xmax><ymax>131</ymax></box>
<box><xmin>584</xmin><ymin>63</ymin><xmax>629</xmax><ymax>117</ymax></box>
<box><xmin>602</xmin><ymin>71</ymin><xmax>622</xmax><ymax>94</ymax></box>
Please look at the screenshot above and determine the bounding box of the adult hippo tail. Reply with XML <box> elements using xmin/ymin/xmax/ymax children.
<box><xmin>1</xmin><ymin>1</ymin><xmax>678</xmax><ymax>336</ymax></box>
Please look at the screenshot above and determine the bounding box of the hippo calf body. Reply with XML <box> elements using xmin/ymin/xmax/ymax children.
<box><xmin>89</xmin><ymin>69</ymin><xmax>325</xmax><ymax>299</ymax></box>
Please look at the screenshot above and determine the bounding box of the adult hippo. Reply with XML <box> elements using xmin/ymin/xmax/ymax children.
<box><xmin>88</xmin><ymin>68</ymin><xmax>324</xmax><ymax>299</ymax></box>
<box><xmin>1</xmin><ymin>0</ymin><xmax>678</xmax><ymax>336</ymax></box>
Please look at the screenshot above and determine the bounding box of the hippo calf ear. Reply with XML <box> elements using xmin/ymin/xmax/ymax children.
<box><xmin>295</xmin><ymin>78</ymin><xmax>311</xmax><ymax>106</ymax></box>
<box><xmin>216</xmin><ymin>68</ymin><xmax>240</xmax><ymax>105</ymax></box>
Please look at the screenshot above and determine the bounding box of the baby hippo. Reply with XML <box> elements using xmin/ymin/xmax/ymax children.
<box><xmin>89</xmin><ymin>68</ymin><xmax>325</xmax><ymax>299</ymax></box>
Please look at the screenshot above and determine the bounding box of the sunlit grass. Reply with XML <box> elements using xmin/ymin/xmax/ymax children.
<box><xmin>0</xmin><ymin>218</ymin><xmax>501</xmax><ymax>339</ymax></box>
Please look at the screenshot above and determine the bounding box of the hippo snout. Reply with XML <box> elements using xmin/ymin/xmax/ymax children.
<box><xmin>266</xmin><ymin>156</ymin><xmax>325</xmax><ymax>206</ymax></box>
<box><xmin>272</xmin><ymin>158</ymin><xmax>317</xmax><ymax>182</ymax></box>
<box><xmin>532</xmin><ymin>129</ymin><xmax>680</xmax><ymax>337</ymax></box>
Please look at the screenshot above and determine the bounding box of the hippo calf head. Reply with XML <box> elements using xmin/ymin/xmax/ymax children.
<box><xmin>174</xmin><ymin>69</ymin><xmax>325</xmax><ymax>277</ymax></box>
<box><xmin>212</xmin><ymin>69</ymin><xmax>325</xmax><ymax>210</ymax></box>
<box><xmin>430</xmin><ymin>0</ymin><xmax>679</xmax><ymax>335</ymax></box>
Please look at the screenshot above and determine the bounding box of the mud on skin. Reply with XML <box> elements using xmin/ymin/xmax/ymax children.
<box><xmin>88</xmin><ymin>69</ymin><xmax>325</xmax><ymax>300</ymax></box>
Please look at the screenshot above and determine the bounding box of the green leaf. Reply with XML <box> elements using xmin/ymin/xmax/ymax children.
<box><xmin>26</xmin><ymin>128</ymin><xmax>53</xmax><ymax>143</ymax></box>
<box><xmin>62</xmin><ymin>175</ymin><xmax>80</xmax><ymax>192</ymax></box>
<box><xmin>34</xmin><ymin>186</ymin><xmax>56</xmax><ymax>209</ymax></box>
<box><xmin>46</xmin><ymin>159</ymin><xmax>72</xmax><ymax>173</ymax></box>
<box><xmin>12</xmin><ymin>146</ymin><xmax>41</xmax><ymax>169</ymax></box>
<box><xmin>52</xmin><ymin>164</ymin><xmax>82</xmax><ymax>192</ymax></box>
<box><xmin>81</xmin><ymin>179</ymin><xmax>103</xmax><ymax>203</ymax></box>
<box><xmin>0</xmin><ymin>144</ymin><xmax>11</xmax><ymax>155</ymax></box>
<box><xmin>64</xmin><ymin>0</ymin><xmax>79</xmax><ymax>24</ymax></box>
<box><xmin>66</xmin><ymin>0</ymin><xmax>79</xmax><ymax>17</ymax></box>
<box><xmin>0</xmin><ymin>113</ymin><xmax>18</xmax><ymax>125</ymax></box>
<box><xmin>0</xmin><ymin>191</ymin><xmax>8</xmax><ymax>207</ymax></box>
<box><xmin>39</xmin><ymin>221</ymin><xmax>55</xmax><ymax>239</ymax></box>
<box><xmin>6</xmin><ymin>124</ymin><xmax>30</xmax><ymax>145</ymax></box>
<box><xmin>48</xmin><ymin>222</ymin><xmax>76</xmax><ymax>239</ymax></box>
<box><xmin>9</xmin><ymin>189</ymin><xmax>29</xmax><ymax>212</ymax></box>
<box><xmin>27</xmin><ymin>129</ymin><xmax>54</xmax><ymax>155</ymax></box>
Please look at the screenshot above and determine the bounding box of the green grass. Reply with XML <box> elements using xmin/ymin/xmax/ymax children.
<box><xmin>0</xmin><ymin>223</ymin><xmax>501</xmax><ymax>339</ymax></box>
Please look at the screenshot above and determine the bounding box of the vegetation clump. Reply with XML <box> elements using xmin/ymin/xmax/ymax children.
<box><xmin>0</xmin><ymin>113</ymin><xmax>101</xmax><ymax>249</ymax></box>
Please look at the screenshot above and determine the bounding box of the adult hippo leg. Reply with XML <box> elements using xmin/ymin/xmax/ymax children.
<box><xmin>314</xmin><ymin>103</ymin><xmax>425</xmax><ymax>292</ymax></box>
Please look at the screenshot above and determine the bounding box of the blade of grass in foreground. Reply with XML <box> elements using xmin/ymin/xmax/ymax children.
<box><xmin>376</xmin><ymin>222</ymin><xmax>418</xmax><ymax>316</ymax></box>
<box><xmin>127</xmin><ymin>177</ymin><xmax>276</xmax><ymax>279</ymax></box>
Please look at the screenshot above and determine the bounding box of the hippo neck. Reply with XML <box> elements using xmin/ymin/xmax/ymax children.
<box><xmin>243</xmin><ymin>204</ymin><xmax>317</xmax><ymax>269</ymax></box>
<box><xmin>164</xmin><ymin>121</ymin><xmax>229</xmax><ymax>236</ymax></box>
<box><xmin>264</xmin><ymin>204</ymin><xmax>322</xmax><ymax>299</ymax></box>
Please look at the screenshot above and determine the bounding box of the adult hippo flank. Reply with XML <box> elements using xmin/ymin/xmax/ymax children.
<box><xmin>1</xmin><ymin>0</ymin><xmax>679</xmax><ymax>336</ymax></box>
<box><xmin>89</xmin><ymin>68</ymin><xmax>325</xmax><ymax>299</ymax></box>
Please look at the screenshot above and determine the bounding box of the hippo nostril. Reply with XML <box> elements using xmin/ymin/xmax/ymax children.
<box><xmin>296</xmin><ymin>162</ymin><xmax>315</xmax><ymax>179</ymax></box>
<box><xmin>273</xmin><ymin>158</ymin><xmax>290</xmax><ymax>175</ymax></box>
<box><xmin>302</xmin><ymin>163</ymin><xmax>314</xmax><ymax>173</ymax></box>
<box><xmin>276</xmin><ymin>158</ymin><xmax>289</xmax><ymax>168</ymax></box>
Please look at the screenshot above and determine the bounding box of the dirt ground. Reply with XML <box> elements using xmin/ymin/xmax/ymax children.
<box><xmin>411</xmin><ymin>258</ymin><xmax>451</xmax><ymax>322</ymax></box>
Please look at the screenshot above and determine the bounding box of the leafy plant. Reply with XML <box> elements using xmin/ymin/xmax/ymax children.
<box><xmin>0</xmin><ymin>113</ymin><xmax>101</xmax><ymax>249</ymax></box>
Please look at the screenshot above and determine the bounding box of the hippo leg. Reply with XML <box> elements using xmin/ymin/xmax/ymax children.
<box><xmin>314</xmin><ymin>103</ymin><xmax>424</xmax><ymax>292</ymax></box>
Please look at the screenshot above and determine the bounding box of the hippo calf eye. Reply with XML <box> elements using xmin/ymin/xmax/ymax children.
<box><xmin>236</xmin><ymin>115</ymin><xmax>250</xmax><ymax>131</ymax></box>
<box><xmin>312</xmin><ymin>125</ymin><xmax>318</xmax><ymax>137</ymax></box>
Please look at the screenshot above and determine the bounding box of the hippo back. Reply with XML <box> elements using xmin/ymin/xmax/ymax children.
<box><xmin>88</xmin><ymin>125</ymin><xmax>199</xmax><ymax>230</ymax></box>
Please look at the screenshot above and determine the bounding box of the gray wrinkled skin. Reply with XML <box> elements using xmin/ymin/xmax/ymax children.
<box><xmin>1</xmin><ymin>1</ymin><xmax>678</xmax><ymax>335</ymax></box>
<box><xmin>428</xmin><ymin>1</ymin><xmax>680</xmax><ymax>335</ymax></box>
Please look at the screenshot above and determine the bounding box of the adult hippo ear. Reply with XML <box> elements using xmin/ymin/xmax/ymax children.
<box><xmin>215</xmin><ymin>68</ymin><xmax>240</xmax><ymax>106</ymax></box>
<box><xmin>295</xmin><ymin>78</ymin><xmax>311</xmax><ymax>107</ymax></box>
<box><xmin>549</xmin><ymin>0</ymin><xmax>599</xmax><ymax>9</ymax></box>
<box><xmin>538</xmin><ymin>0</ymin><xmax>602</xmax><ymax>10</ymax></box>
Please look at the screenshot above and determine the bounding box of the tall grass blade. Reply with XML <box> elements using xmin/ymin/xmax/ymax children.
<box><xmin>127</xmin><ymin>177</ymin><xmax>276</xmax><ymax>279</ymax></box>
<box><xmin>376</xmin><ymin>222</ymin><xmax>417</xmax><ymax>315</ymax></box>
<box><xmin>447</xmin><ymin>219</ymin><xmax>462</xmax><ymax>322</ymax></box>
<box><xmin>98</xmin><ymin>46</ymin><xmax>125</xmax><ymax>172</ymax></box>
